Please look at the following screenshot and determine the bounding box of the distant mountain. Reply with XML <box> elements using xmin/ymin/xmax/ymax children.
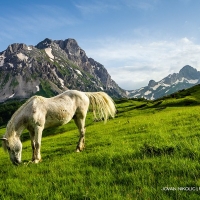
<box><xmin>0</xmin><ymin>38</ymin><xmax>126</xmax><ymax>102</ymax></box>
<box><xmin>127</xmin><ymin>65</ymin><xmax>200</xmax><ymax>100</ymax></box>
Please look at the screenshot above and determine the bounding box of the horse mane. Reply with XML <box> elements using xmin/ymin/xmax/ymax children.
<box><xmin>85</xmin><ymin>92</ymin><xmax>116</xmax><ymax>122</ymax></box>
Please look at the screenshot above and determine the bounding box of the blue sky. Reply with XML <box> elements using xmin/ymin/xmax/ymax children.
<box><xmin>1</xmin><ymin>0</ymin><xmax>200</xmax><ymax>90</ymax></box>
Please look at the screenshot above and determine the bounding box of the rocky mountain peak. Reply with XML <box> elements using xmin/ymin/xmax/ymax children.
<box><xmin>55</xmin><ymin>39</ymin><xmax>86</xmax><ymax>58</ymax></box>
<box><xmin>5</xmin><ymin>43</ymin><xmax>27</xmax><ymax>55</ymax></box>
<box><xmin>148</xmin><ymin>80</ymin><xmax>156</xmax><ymax>87</ymax></box>
<box><xmin>179</xmin><ymin>65</ymin><xmax>199</xmax><ymax>80</ymax></box>
<box><xmin>35</xmin><ymin>38</ymin><xmax>53</xmax><ymax>49</ymax></box>
<box><xmin>0</xmin><ymin>38</ymin><xmax>126</xmax><ymax>102</ymax></box>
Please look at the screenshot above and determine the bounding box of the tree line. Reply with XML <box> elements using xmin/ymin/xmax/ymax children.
<box><xmin>0</xmin><ymin>100</ymin><xmax>26</xmax><ymax>126</ymax></box>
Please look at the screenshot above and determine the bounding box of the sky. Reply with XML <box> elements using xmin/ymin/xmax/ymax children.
<box><xmin>1</xmin><ymin>0</ymin><xmax>200</xmax><ymax>90</ymax></box>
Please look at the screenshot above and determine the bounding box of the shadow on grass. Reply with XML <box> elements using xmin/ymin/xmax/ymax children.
<box><xmin>20</xmin><ymin>123</ymin><xmax>78</xmax><ymax>143</ymax></box>
<box><xmin>140</xmin><ymin>143</ymin><xmax>175</xmax><ymax>157</ymax></box>
<box><xmin>140</xmin><ymin>143</ymin><xmax>200</xmax><ymax>160</ymax></box>
<box><xmin>20</xmin><ymin>116</ymin><xmax>95</xmax><ymax>143</ymax></box>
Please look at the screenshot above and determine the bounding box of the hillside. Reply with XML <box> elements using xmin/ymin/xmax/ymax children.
<box><xmin>127</xmin><ymin>83</ymin><xmax>200</xmax><ymax>110</ymax></box>
<box><xmin>1</xmin><ymin>86</ymin><xmax>200</xmax><ymax>199</ymax></box>
<box><xmin>0</xmin><ymin>38</ymin><xmax>126</xmax><ymax>102</ymax></box>
<box><xmin>0</xmin><ymin>94</ymin><xmax>200</xmax><ymax>200</ymax></box>
<box><xmin>152</xmin><ymin>83</ymin><xmax>200</xmax><ymax>107</ymax></box>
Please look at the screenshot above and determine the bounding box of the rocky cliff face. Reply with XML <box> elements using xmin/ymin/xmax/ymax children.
<box><xmin>0</xmin><ymin>38</ymin><xmax>126</xmax><ymax>102</ymax></box>
<box><xmin>127</xmin><ymin>65</ymin><xmax>200</xmax><ymax>100</ymax></box>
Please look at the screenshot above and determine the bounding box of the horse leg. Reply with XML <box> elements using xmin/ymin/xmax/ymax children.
<box><xmin>74</xmin><ymin>114</ymin><xmax>86</xmax><ymax>152</ymax></box>
<box><xmin>32</xmin><ymin>125</ymin><xmax>44</xmax><ymax>163</ymax></box>
<box><xmin>28</xmin><ymin>129</ymin><xmax>37</xmax><ymax>161</ymax></box>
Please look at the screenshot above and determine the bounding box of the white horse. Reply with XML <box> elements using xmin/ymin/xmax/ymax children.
<box><xmin>1</xmin><ymin>90</ymin><xmax>116</xmax><ymax>165</ymax></box>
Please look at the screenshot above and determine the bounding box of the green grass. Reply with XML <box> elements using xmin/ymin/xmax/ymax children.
<box><xmin>1</xmin><ymin>95</ymin><xmax>200</xmax><ymax>199</ymax></box>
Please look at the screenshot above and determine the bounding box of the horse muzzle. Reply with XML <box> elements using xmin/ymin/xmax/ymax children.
<box><xmin>11</xmin><ymin>158</ymin><xmax>21</xmax><ymax>166</ymax></box>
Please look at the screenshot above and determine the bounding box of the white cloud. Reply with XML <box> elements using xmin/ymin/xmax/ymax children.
<box><xmin>85</xmin><ymin>37</ymin><xmax>200</xmax><ymax>90</ymax></box>
<box><xmin>181</xmin><ymin>37</ymin><xmax>192</xmax><ymax>44</ymax></box>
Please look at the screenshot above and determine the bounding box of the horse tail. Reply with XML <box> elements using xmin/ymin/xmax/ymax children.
<box><xmin>85</xmin><ymin>92</ymin><xmax>116</xmax><ymax>122</ymax></box>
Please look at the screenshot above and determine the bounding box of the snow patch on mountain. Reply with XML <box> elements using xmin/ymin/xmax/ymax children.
<box><xmin>45</xmin><ymin>48</ymin><xmax>54</xmax><ymax>61</ymax></box>
<box><xmin>36</xmin><ymin>86</ymin><xmax>40</xmax><ymax>91</ymax></box>
<box><xmin>8</xmin><ymin>63</ymin><xmax>14</xmax><ymax>68</ymax></box>
<box><xmin>58</xmin><ymin>78</ymin><xmax>64</xmax><ymax>88</ymax></box>
<box><xmin>17</xmin><ymin>53</ymin><xmax>28</xmax><ymax>61</ymax></box>
<box><xmin>9</xmin><ymin>93</ymin><xmax>15</xmax><ymax>99</ymax></box>
<box><xmin>144</xmin><ymin>90</ymin><xmax>152</xmax><ymax>95</ymax></box>
<box><xmin>75</xmin><ymin>69</ymin><xmax>82</xmax><ymax>76</ymax></box>
<box><xmin>152</xmin><ymin>84</ymin><xmax>160</xmax><ymax>90</ymax></box>
<box><xmin>0</xmin><ymin>55</ymin><xmax>6</xmax><ymax>67</ymax></box>
<box><xmin>28</xmin><ymin>46</ymin><xmax>32</xmax><ymax>50</ymax></box>
<box><xmin>138</xmin><ymin>87</ymin><xmax>144</xmax><ymax>92</ymax></box>
<box><xmin>150</xmin><ymin>94</ymin><xmax>154</xmax><ymax>100</ymax></box>
<box><xmin>187</xmin><ymin>79</ymin><xmax>198</xmax><ymax>84</ymax></box>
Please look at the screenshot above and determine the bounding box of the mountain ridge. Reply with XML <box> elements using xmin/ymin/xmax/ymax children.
<box><xmin>127</xmin><ymin>65</ymin><xmax>200</xmax><ymax>100</ymax></box>
<box><xmin>0</xmin><ymin>38</ymin><xmax>126</xmax><ymax>102</ymax></box>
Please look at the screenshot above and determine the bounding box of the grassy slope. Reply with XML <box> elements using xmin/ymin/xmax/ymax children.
<box><xmin>1</xmin><ymin>87</ymin><xmax>200</xmax><ymax>199</ymax></box>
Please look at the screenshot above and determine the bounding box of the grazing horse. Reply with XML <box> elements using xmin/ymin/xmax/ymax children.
<box><xmin>1</xmin><ymin>90</ymin><xmax>116</xmax><ymax>165</ymax></box>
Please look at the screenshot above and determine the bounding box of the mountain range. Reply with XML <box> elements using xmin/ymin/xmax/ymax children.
<box><xmin>1</xmin><ymin>38</ymin><xmax>200</xmax><ymax>102</ymax></box>
<box><xmin>127</xmin><ymin>65</ymin><xmax>200</xmax><ymax>100</ymax></box>
<box><xmin>0</xmin><ymin>38</ymin><xmax>126</xmax><ymax>102</ymax></box>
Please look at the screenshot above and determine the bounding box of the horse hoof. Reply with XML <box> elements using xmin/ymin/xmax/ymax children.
<box><xmin>76</xmin><ymin>149</ymin><xmax>81</xmax><ymax>152</ymax></box>
<box><xmin>33</xmin><ymin>159</ymin><xmax>41</xmax><ymax>163</ymax></box>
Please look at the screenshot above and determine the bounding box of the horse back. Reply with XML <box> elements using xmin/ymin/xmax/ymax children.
<box><xmin>32</xmin><ymin>91</ymin><xmax>89</xmax><ymax>128</ymax></box>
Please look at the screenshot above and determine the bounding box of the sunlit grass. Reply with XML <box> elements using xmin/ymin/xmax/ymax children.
<box><xmin>1</xmin><ymin>99</ymin><xmax>200</xmax><ymax>199</ymax></box>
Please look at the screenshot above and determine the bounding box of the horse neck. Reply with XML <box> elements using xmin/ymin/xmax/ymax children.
<box><xmin>6</xmin><ymin>114</ymin><xmax>26</xmax><ymax>138</ymax></box>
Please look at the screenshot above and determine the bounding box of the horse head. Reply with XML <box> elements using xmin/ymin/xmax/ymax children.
<box><xmin>1</xmin><ymin>136</ymin><xmax>22</xmax><ymax>165</ymax></box>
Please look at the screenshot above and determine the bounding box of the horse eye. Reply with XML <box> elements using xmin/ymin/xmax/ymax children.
<box><xmin>7</xmin><ymin>147</ymin><xmax>11</xmax><ymax>151</ymax></box>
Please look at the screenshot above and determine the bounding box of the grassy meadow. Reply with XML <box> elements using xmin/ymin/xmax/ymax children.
<box><xmin>1</xmin><ymin>87</ymin><xmax>200</xmax><ymax>199</ymax></box>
